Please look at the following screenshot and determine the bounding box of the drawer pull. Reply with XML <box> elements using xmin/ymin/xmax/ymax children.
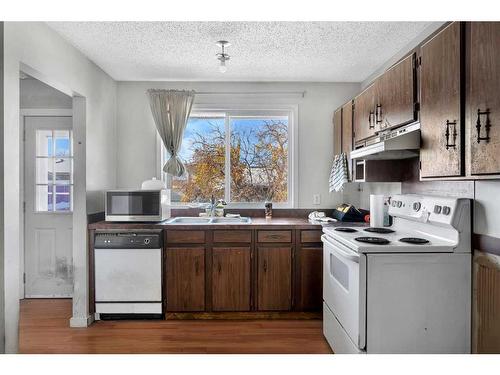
<box><xmin>375</xmin><ymin>104</ymin><xmax>383</xmax><ymax>124</ymax></box>
<box><xmin>445</xmin><ymin>120</ymin><xmax>457</xmax><ymax>150</ymax></box>
<box><xmin>476</xmin><ymin>108</ymin><xmax>491</xmax><ymax>143</ymax></box>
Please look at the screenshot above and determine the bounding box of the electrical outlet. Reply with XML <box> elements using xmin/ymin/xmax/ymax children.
<box><xmin>313</xmin><ymin>194</ymin><xmax>321</xmax><ymax>205</ymax></box>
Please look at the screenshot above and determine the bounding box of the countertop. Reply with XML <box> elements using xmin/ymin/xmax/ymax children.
<box><xmin>88</xmin><ymin>217</ymin><xmax>369</xmax><ymax>230</ymax></box>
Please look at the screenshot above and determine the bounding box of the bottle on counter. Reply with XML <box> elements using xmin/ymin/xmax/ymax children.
<box><xmin>265</xmin><ymin>201</ymin><xmax>273</xmax><ymax>218</ymax></box>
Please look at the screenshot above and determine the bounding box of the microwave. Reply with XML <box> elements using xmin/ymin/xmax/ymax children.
<box><xmin>105</xmin><ymin>190</ymin><xmax>171</xmax><ymax>222</ymax></box>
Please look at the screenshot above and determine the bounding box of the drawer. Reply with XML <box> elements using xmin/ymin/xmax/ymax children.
<box><xmin>166</xmin><ymin>230</ymin><xmax>205</xmax><ymax>244</ymax></box>
<box><xmin>301</xmin><ymin>230</ymin><xmax>322</xmax><ymax>243</ymax></box>
<box><xmin>213</xmin><ymin>230</ymin><xmax>252</xmax><ymax>243</ymax></box>
<box><xmin>258</xmin><ymin>230</ymin><xmax>292</xmax><ymax>243</ymax></box>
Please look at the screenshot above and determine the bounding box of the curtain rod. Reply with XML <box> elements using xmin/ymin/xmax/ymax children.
<box><xmin>195</xmin><ymin>91</ymin><xmax>306</xmax><ymax>98</ymax></box>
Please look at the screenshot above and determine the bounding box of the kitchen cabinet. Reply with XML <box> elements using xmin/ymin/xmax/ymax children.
<box><xmin>375</xmin><ymin>53</ymin><xmax>417</xmax><ymax>131</ymax></box>
<box><xmin>212</xmin><ymin>247</ymin><xmax>251</xmax><ymax>311</ymax></box>
<box><xmin>420</xmin><ymin>22</ymin><xmax>463</xmax><ymax>178</ymax></box>
<box><xmin>257</xmin><ymin>247</ymin><xmax>292</xmax><ymax>311</ymax></box>
<box><xmin>333</xmin><ymin>108</ymin><xmax>342</xmax><ymax>154</ymax></box>
<box><xmin>297</xmin><ymin>247</ymin><xmax>323</xmax><ymax>311</ymax></box>
<box><xmin>166</xmin><ymin>247</ymin><xmax>205</xmax><ymax>311</ymax></box>
<box><xmin>353</xmin><ymin>84</ymin><xmax>377</xmax><ymax>143</ymax></box>
<box><xmin>467</xmin><ymin>22</ymin><xmax>500</xmax><ymax>176</ymax></box>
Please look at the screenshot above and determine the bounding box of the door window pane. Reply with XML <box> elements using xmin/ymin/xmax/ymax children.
<box><xmin>230</xmin><ymin>117</ymin><xmax>288</xmax><ymax>203</ymax></box>
<box><xmin>35</xmin><ymin>128</ymin><xmax>73</xmax><ymax>212</ymax></box>
<box><xmin>170</xmin><ymin>117</ymin><xmax>225</xmax><ymax>203</ymax></box>
<box><xmin>54</xmin><ymin>158</ymin><xmax>72</xmax><ymax>184</ymax></box>
<box><xmin>36</xmin><ymin>158</ymin><xmax>53</xmax><ymax>184</ymax></box>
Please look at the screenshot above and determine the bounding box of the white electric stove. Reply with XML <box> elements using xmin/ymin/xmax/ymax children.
<box><xmin>322</xmin><ymin>194</ymin><xmax>471</xmax><ymax>354</ymax></box>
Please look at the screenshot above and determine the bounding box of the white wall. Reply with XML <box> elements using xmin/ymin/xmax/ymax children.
<box><xmin>20</xmin><ymin>78</ymin><xmax>72</xmax><ymax>109</ymax></box>
<box><xmin>0</xmin><ymin>21</ymin><xmax>5</xmax><ymax>354</ymax></box>
<box><xmin>116</xmin><ymin>81</ymin><xmax>360</xmax><ymax>208</ymax></box>
<box><xmin>474</xmin><ymin>181</ymin><xmax>500</xmax><ymax>238</ymax></box>
<box><xmin>2</xmin><ymin>22</ymin><xmax>117</xmax><ymax>353</ymax></box>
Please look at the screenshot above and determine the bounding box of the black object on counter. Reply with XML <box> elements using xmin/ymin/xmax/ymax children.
<box><xmin>332</xmin><ymin>204</ymin><xmax>369</xmax><ymax>222</ymax></box>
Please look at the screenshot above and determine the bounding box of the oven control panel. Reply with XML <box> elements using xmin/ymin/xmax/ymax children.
<box><xmin>388</xmin><ymin>194</ymin><xmax>466</xmax><ymax>227</ymax></box>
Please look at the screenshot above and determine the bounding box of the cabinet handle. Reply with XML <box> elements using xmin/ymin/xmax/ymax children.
<box><xmin>445</xmin><ymin>120</ymin><xmax>457</xmax><ymax>150</ymax></box>
<box><xmin>368</xmin><ymin>111</ymin><xmax>375</xmax><ymax>129</ymax></box>
<box><xmin>375</xmin><ymin>104</ymin><xmax>382</xmax><ymax>124</ymax></box>
<box><xmin>195</xmin><ymin>260</ymin><xmax>199</xmax><ymax>275</ymax></box>
<box><xmin>476</xmin><ymin>108</ymin><xmax>491</xmax><ymax>143</ymax></box>
<box><xmin>218</xmin><ymin>262</ymin><xmax>222</xmax><ymax>274</ymax></box>
<box><xmin>263</xmin><ymin>260</ymin><xmax>267</xmax><ymax>272</ymax></box>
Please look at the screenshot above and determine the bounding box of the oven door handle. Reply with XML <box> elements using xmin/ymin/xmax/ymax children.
<box><xmin>321</xmin><ymin>234</ymin><xmax>360</xmax><ymax>263</ymax></box>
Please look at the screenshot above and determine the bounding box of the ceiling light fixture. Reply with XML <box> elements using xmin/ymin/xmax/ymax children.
<box><xmin>216</xmin><ymin>40</ymin><xmax>230</xmax><ymax>73</ymax></box>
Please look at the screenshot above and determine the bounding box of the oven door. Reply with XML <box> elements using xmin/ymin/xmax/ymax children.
<box><xmin>322</xmin><ymin>234</ymin><xmax>366</xmax><ymax>349</ymax></box>
<box><xmin>105</xmin><ymin>191</ymin><xmax>161</xmax><ymax>221</ymax></box>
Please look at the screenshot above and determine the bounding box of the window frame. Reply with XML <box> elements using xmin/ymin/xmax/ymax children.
<box><xmin>157</xmin><ymin>104</ymin><xmax>298</xmax><ymax>209</ymax></box>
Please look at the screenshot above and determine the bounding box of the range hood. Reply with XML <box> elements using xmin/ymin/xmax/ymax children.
<box><xmin>350</xmin><ymin>122</ymin><xmax>421</xmax><ymax>160</ymax></box>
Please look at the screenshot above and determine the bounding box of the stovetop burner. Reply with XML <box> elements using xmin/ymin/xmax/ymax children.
<box><xmin>334</xmin><ymin>228</ymin><xmax>358</xmax><ymax>233</ymax></box>
<box><xmin>399</xmin><ymin>237</ymin><xmax>430</xmax><ymax>244</ymax></box>
<box><xmin>355</xmin><ymin>236</ymin><xmax>390</xmax><ymax>245</ymax></box>
<box><xmin>364</xmin><ymin>227</ymin><xmax>395</xmax><ymax>234</ymax></box>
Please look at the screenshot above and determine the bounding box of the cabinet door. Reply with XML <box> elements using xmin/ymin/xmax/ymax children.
<box><xmin>333</xmin><ymin>107</ymin><xmax>342</xmax><ymax>155</ymax></box>
<box><xmin>420</xmin><ymin>22</ymin><xmax>463</xmax><ymax>178</ymax></box>
<box><xmin>468</xmin><ymin>22</ymin><xmax>500</xmax><ymax>175</ymax></box>
<box><xmin>166</xmin><ymin>247</ymin><xmax>205</xmax><ymax>311</ymax></box>
<box><xmin>342</xmin><ymin>101</ymin><xmax>354</xmax><ymax>180</ymax></box>
<box><xmin>376</xmin><ymin>53</ymin><xmax>416</xmax><ymax>131</ymax></box>
<box><xmin>212</xmin><ymin>247</ymin><xmax>251</xmax><ymax>311</ymax></box>
<box><xmin>257</xmin><ymin>247</ymin><xmax>292</xmax><ymax>311</ymax></box>
<box><xmin>353</xmin><ymin>84</ymin><xmax>376</xmax><ymax>143</ymax></box>
<box><xmin>298</xmin><ymin>247</ymin><xmax>323</xmax><ymax>311</ymax></box>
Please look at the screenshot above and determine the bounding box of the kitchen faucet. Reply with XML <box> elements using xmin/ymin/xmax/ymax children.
<box><xmin>205</xmin><ymin>195</ymin><xmax>226</xmax><ymax>217</ymax></box>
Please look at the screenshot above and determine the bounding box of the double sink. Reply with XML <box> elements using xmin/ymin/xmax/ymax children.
<box><xmin>166</xmin><ymin>216</ymin><xmax>252</xmax><ymax>225</ymax></box>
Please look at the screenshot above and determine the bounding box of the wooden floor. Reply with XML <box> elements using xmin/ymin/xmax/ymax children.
<box><xmin>19</xmin><ymin>299</ymin><xmax>332</xmax><ymax>354</ymax></box>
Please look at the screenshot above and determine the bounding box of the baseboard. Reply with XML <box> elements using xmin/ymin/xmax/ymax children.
<box><xmin>69</xmin><ymin>314</ymin><xmax>94</xmax><ymax>328</ymax></box>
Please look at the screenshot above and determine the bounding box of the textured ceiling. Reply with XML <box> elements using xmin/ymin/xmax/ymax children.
<box><xmin>47</xmin><ymin>22</ymin><xmax>434</xmax><ymax>82</ymax></box>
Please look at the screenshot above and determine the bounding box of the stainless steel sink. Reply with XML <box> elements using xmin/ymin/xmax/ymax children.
<box><xmin>210</xmin><ymin>217</ymin><xmax>252</xmax><ymax>224</ymax></box>
<box><xmin>166</xmin><ymin>216</ymin><xmax>252</xmax><ymax>225</ymax></box>
<box><xmin>167</xmin><ymin>217</ymin><xmax>212</xmax><ymax>224</ymax></box>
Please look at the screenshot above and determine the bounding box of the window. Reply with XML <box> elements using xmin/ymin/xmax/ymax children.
<box><xmin>35</xmin><ymin>129</ymin><xmax>73</xmax><ymax>212</ymax></box>
<box><xmin>162</xmin><ymin>109</ymin><xmax>295</xmax><ymax>207</ymax></box>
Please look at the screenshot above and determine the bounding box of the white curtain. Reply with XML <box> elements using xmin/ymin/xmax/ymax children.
<box><xmin>146</xmin><ymin>89</ymin><xmax>196</xmax><ymax>177</ymax></box>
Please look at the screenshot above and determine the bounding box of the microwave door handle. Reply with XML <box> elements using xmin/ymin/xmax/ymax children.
<box><xmin>321</xmin><ymin>235</ymin><xmax>360</xmax><ymax>263</ymax></box>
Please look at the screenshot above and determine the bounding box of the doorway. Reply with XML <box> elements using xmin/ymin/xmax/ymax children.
<box><xmin>20</xmin><ymin>73</ymin><xmax>74</xmax><ymax>298</ymax></box>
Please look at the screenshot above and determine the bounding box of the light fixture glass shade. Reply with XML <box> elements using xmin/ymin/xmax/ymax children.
<box><xmin>219</xmin><ymin>59</ymin><xmax>227</xmax><ymax>73</ymax></box>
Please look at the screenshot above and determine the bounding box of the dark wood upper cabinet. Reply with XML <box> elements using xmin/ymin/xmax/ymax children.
<box><xmin>257</xmin><ymin>247</ymin><xmax>292</xmax><ymax>311</ymax></box>
<box><xmin>212</xmin><ymin>247</ymin><xmax>251</xmax><ymax>311</ymax></box>
<box><xmin>333</xmin><ymin>108</ymin><xmax>342</xmax><ymax>155</ymax></box>
<box><xmin>166</xmin><ymin>247</ymin><xmax>205</xmax><ymax>312</ymax></box>
<box><xmin>467</xmin><ymin>22</ymin><xmax>500</xmax><ymax>176</ymax></box>
<box><xmin>375</xmin><ymin>53</ymin><xmax>417</xmax><ymax>131</ymax></box>
<box><xmin>353</xmin><ymin>84</ymin><xmax>376</xmax><ymax>143</ymax></box>
<box><xmin>297</xmin><ymin>247</ymin><xmax>322</xmax><ymax>311</ymax></box>
<box><xmin>420</xmin><ymin>22</ymin><xmax>463</xmax><ymax>178</ymax></box>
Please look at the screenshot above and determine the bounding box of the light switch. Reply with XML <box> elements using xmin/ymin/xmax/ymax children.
<box><xmin>313</xmin><ymin>194</ymin><xmax>321</xmax><ymax>205</ymax></box>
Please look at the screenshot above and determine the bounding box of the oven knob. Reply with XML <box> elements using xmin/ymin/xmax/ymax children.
<box><xmin>144</xmin><ymin>238</ymin><xmax>151</xmax><ymax>245</ymax></box>
<box><xmin>392</xmin><ymin>201</ymin><xmax>397</xmax><ymax>207</ymax></box>
<box><xmin>397</xmin><ymin>201</ymin><xmax>402</xmax><ymax>208</ymax></box>
<box><xmin>442</xmin><ymin>206</ymin><xmax>451</xmax><ymax>215</ymax></box>
<box><xmin>413</xmin><ymin>202</ymin><xmax>421</xmax><ymax>211</ymax></box>
<box><xmin>434</xmin><ymin>205</ymin><xmax>442</xmax><ymax>214</ymax></box>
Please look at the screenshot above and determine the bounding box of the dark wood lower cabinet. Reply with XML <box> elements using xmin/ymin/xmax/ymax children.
<box><xmin>257</xmin><ymin>247</ymin><xmax>292</xmax><ymax>311</ymax></box>
<box><xmin>166</xmin><ymin>247</ymin><xmax>205</xmax><ymax>312</ymax></box>
<box><xmin>212</xmin><ymin>247</ymin><xmax>251</xmax><ymax>311</ymax></box>
<box><xmin>298</xmin><ymin>247</ymin><xmax>323</xmax><ymax>311</ymax></box>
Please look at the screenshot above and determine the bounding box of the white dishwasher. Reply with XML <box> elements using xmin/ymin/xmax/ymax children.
<box><xmin>94</xmin><ymin>230</ymin><xmax>163</xmax><ymax>319</ymax></box>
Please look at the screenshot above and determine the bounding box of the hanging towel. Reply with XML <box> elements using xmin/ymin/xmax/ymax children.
<box><xmin>329</xmin><ymin>153</ymin><xmax>349</xmax><ymax>192</ymax></box>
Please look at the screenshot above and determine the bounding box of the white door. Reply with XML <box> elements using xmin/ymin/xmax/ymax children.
<box><xmin>24</xmin><ymin>116</ymin><xmax>73</xmax><ymax>297</ymax></box>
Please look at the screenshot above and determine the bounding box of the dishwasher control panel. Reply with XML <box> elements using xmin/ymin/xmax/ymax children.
<box><xmin>94</xmin><ymin>230</ymin><xmax>163</xmax><ymax>249</ymax></box>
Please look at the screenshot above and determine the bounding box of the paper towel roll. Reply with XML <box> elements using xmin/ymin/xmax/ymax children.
<box><xmin>370</xmin><ymin>194</ymin><xmax>385</xmax><ymax>228</ymax></box>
